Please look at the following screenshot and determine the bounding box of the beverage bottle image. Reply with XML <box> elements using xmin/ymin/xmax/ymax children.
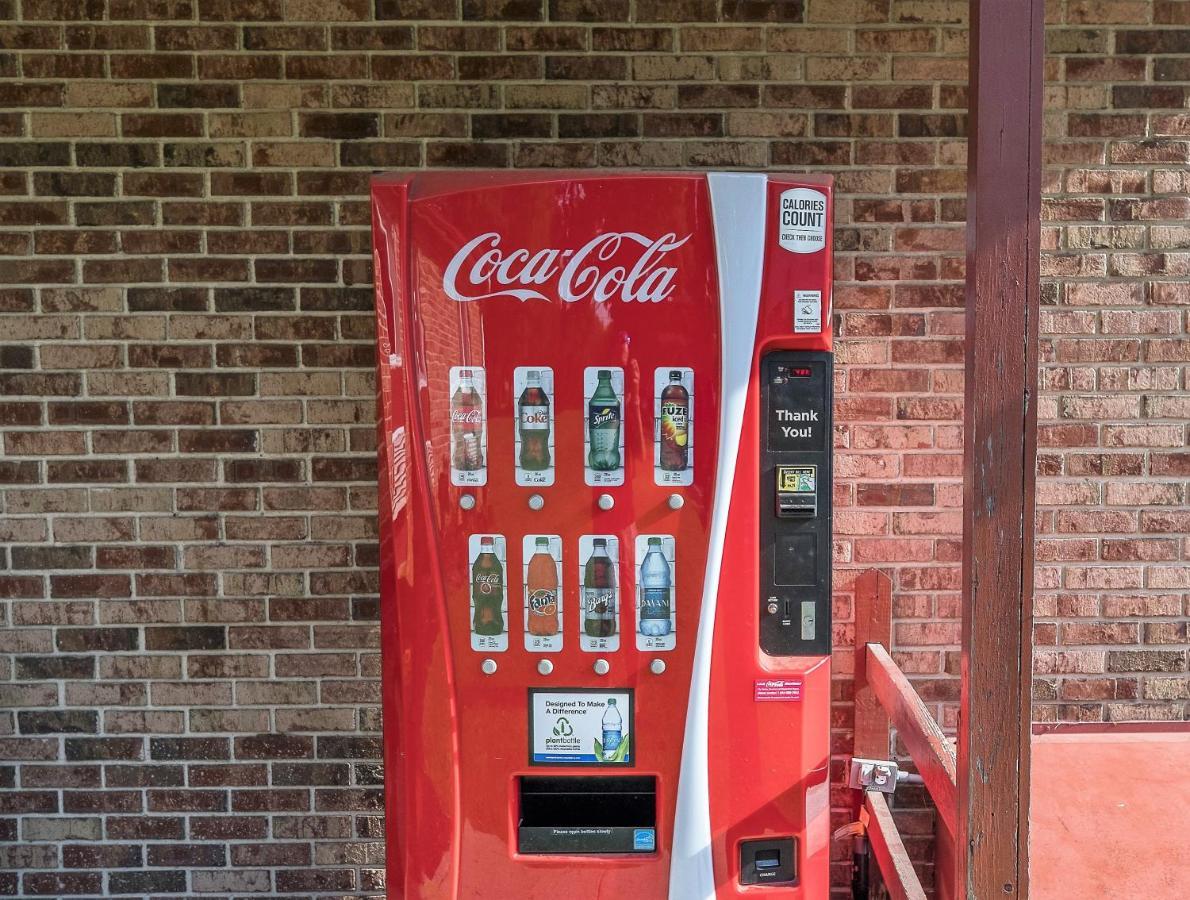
<box><xmin>659</xmin><ymin>370</ymin><xmax>690</xmax><ymax>471</ymax></box>
<box><xmin>601</xmin><ymin>698</ymin><xmax>622</xmax><ymax>761</ymax></box>
<box><xmin>583</xmin><ymin>539</ymin><xmax>617</xmax><ymax>638</ymax></box>
<box><xmin>451</xmin><ymin>369</ymin><xmax>484</xmax><ymax>471</ymax></box>
<box><xmin>587</xmin><ymin>370</ymin><xmax>621</xmax><ymax>471</ymax></box>
<box><xmin>518</xmin><ymin>370</ymin><xmax>551</xmax><ymax>471</ymax></box>
<box><xmin>526</xmin><ymin>537</ymin><xmax>559</xmax><ymax>636</ymax></box>
<box><xmin>639</xmin><ymin>537</ymin><xmax>672</xmax><ymax>637</ymax></box>
<box><xmin>471</xmin><ymin>537</ymin><xmax>504</xmax><ymax>636</ymax></box>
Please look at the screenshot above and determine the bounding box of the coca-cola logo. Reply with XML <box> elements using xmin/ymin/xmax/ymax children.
<box><xmin>443</xmin><ymin>231</ymin><xmax>690</xmax><ymax>304</ymax></box>
<box><xmin>451</xmin><ymin>408</ymin><xmax>482</xmax><ymax>424</ymax></box>
<box><xmin>475</xmin><ymin>573</ymin><xmax>500</xmax><ymax>594</ymax></box>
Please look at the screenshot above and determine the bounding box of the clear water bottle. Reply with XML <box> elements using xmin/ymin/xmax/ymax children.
<box><xmin>639</xmin><ymin>537</ymin><xmax>671</xmax><ymax>637</ymax></box>
<box><xmin>601</xmin><ymin>698</ymin><xmax>622</xmax><ymax>761</ymax></box>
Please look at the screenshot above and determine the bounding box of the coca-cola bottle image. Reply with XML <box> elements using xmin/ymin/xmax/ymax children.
<box><xmin>588</xmin><ymin>370</ymin><xmax>621</xmax><ymax>472</ymax></box>
<box><xmin>471</xmin><ymin>536</ymin><xmax>504</xmax><ymax>637</ymax></box>
<box><xmin>526</xmin><ymin>537</ymin><xmax>559</xmax><ymax>637</ymax></box>
<box><xmin>518</xmin><ymin>370</ymin><xmax>550</xmax><ymax>471</ymax></box>
<box><xmin>659</xmin><ymin>370</ymin><xmax>690</xmax><ymax>471</ymax></box>
<box><xmin>583</xmin><ymin>538</ymin><xmax>617</xmax><ymax>638</ymax></box>
<box><xmin>451</xmin><ymin>368</ymin><xmax>484</xmax><ymax>472</ymax></box>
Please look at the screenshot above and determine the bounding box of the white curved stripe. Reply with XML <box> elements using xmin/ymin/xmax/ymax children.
<box><xmin>670</xmin><ymin>173</ymin><xmax>767</xmax><ymax>899</ymax></box>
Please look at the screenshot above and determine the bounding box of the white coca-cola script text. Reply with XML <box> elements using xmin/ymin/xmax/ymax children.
<box><xmin>443</xmin><ymin>231</ymin><xmax>690</xmax><ymax>304</ymax></box>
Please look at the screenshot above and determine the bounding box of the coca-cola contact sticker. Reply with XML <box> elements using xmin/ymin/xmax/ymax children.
<box><xmin>468</xmin><ymin>534</ymin><xmax>507</xmax><ymax>653</ymax></box>
<box><xmin>449</xmin><ymin>366</ymin><xmax>487</xmax><ymax>487</ymax></box>
<box><xmin>583</xmin><ymin>367</ymin><xmax>624</xmax><ymax>487</ymax></box>
<box><xmin>577</xmin><ymin>535</ymin><xmax>620</xmax><ymax>653</ymax></box>
<box><xmin>523</xmin><ymin>534</ymin><xmax>562</xmax><ymax>654</ymax></box>
<box><xmin>653</xmin><ymin>367</ymin><xmax>693</xmax><ymax>487</ymax></box>
<box><xmin>514</xmin><ymin>366</ymin><xmax>554</xmax><ymax>487</ymax></box>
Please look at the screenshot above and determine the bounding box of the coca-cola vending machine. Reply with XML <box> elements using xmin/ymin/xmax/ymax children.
<box><xmin>372</xmin><ymin>172</ymin><xmax>834</xmax><ymax>899</ymax></box>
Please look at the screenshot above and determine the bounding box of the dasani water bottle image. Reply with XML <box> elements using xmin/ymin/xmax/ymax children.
<box><xmin>639</xmin><ymin>537</ymin><xmax>672</xmax><ymax>637</ymax></box>
<box><xmin>601</xmin><ymin>698</ymin><xmax>622</xmax><ymax>761</ymax></box>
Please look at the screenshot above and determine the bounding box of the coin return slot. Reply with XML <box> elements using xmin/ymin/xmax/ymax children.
<box><xmin>739</xmin><ymin>836</ymin><xmax>797</xmax><ymax>886</ymax></box>
<box><xmin>518</xmin><ymin>776</ymin><xmax>657</xmax><ymax>855</ymax></box>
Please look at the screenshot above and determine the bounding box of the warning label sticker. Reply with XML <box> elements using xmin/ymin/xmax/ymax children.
<box><xmin>794</xmin><ymin>290</ymin><xmax>822</xmax><ymax>333</ymax></box>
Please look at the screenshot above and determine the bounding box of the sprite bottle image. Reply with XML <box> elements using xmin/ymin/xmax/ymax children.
<box><xmin>587</xmin><ymin>369</ymin><xmax>621</xmax><ymax>471</ymax></box>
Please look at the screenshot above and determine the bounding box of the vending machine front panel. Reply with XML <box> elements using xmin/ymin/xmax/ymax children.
<box><xmin>373</xmin><ymin>172</ymin><xmax>833</xmax><ymax>899</ymax></box>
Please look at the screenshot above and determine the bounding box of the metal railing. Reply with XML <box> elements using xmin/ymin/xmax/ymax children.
<box><xmin>849</xmin><ymin>569</ymin><xmax>958</xmax><ymax>900</ymax></box>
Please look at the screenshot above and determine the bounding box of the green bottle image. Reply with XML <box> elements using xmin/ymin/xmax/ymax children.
<box><xmin>471</xmin><ymin>536</ymin><xmax>504</xmax><ymax>636</ymax></box>
<box><xmin>588</xmin><ymin>369</ymin><xmax>621</xmax><ymax>471</ymax></box>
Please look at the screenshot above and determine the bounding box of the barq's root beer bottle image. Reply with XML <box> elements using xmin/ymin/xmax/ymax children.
<box><xmin>659</xmin><ymin>370</ymin><xmax>690</xmax><ymax>472</ymax></box>
<box><xmin>471</xmin><ymin>537</ymin><xmax>504</xmax><ymax>637</ymax></box>
<box><xmin>518</xmin><ymin>369</ymin><xmax>550</xmax><ymax>471</ymax></box>
<box><xmin>526</xmin><ymin>537</ymin><xmax>559</xmax><ymax>637</ymax></box>
<box><xmin>451</xmin><ymin>368</ymin><xmax>484</xmax><ymax>472</ymax></box>
<box><xmin>588</xmin><ymin>370</ymin><xmax>621</xmax><ymax>471</ymax></box>
<box><xmin>583</xmin><ymin>538</ymin><xmax>616</xmax><ymax>638</ymax></box>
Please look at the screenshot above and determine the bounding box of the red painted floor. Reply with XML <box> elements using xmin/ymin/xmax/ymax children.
<box><xmin>1031</xmin><ymin>729</ymin><xmax>1190</xmax><ymax>899</ymax></box>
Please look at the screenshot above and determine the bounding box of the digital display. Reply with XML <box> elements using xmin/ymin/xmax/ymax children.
<box><xmin>788</xmin><ymin>367</ymin><xmax>812</xmax><ymax>378</ymax></box>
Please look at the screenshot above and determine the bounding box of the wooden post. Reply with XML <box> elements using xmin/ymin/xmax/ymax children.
<box><xmin>962</xmin><ymin>0</ymin><xmax>1043</xmax><ymax>897</ymax></box>
<box><xmin>852</xmin><ymin>569</ymin><xmax>893</xmax><ymax>763</ymax></box>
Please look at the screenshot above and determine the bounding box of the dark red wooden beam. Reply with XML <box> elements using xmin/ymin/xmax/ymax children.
<box><xmin>961</xmin><ymin>0</ymin><xmax>1044</xmax><ymax>897</ymax></box>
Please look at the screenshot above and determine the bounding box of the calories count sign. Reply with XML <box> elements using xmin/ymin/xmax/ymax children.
<box><xmin>777</xmin><ymin>188</ymin><xmax>828</xmax><ymax>254</ymax></box>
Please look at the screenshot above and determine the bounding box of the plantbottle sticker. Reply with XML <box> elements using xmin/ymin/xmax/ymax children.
<box><xmin>777</xmin><ymin>188</ymin><xmax>827</xmax><ymax>254</ymax></box>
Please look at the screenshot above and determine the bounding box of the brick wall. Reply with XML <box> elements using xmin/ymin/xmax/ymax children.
<box><xmin>0</xmin><ymin>0</ymin><xmax>1185</xmax><ymax>896</ymax></box>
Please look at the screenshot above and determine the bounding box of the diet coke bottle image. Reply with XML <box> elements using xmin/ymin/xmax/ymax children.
<box><xmin>469</xmin><ymin>534</ymin><xmax>506</xmax><ymax>652</ymax></box>
<box><xmin>580</xmin><ymin>535</ymin><xmax>619</xmax><ymax>652</ymax></box>
<box><xmin>655</xmin><ymin>367</ymin><xmax>693</xmax><ymax>486</ymax></box>
<box><xmin>515</xmin><ymin>367</ymin><xmax>553</xmax><ymax>487</ymax></box>
<box><xmin>585</xmin><ymin>368</ymin><xmax>624</xmax><ymax>487</ymax></box>
<box><xmin>450</xmin><ymin>367</ymin><xmax>486</xmax><ymax>487</ymax></box>
<box><xmin>636</xmin><ymin>535</ymin><xmax>676</xmax><ymax>651</ymax></box>
<box><xmin>524</xmin><ymin>535</ymin><xmax>561</xmax><ymax>652</ymax></box>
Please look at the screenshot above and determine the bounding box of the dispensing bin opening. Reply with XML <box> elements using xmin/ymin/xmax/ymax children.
<box><xmin>518</xmin><ymin>776</ymin><xmax>658</xmax><ymax>855</ymax></box>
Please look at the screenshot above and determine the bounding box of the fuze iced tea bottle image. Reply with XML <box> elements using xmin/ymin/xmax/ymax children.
<box><xmin>515</xmin><ymin>367</ymin><xmax>554</xmax><ymax>486</ymax></box>
<box><xmin>450</xmin><ymin>367</ymin><xmax>486</xmax><ymax>487</ymax></box>
<box><xmin>469</xmin><ymin>535</ymin><xmax>506</xmax><ymax>652</ymax></box>
<box><xmin>655</xmin><ymin>367</ymin><xmax>693</xmax><ymax>486</ymax></box>
<box><xmin>524</xmin><ymin>535</ymin><xmax>561</xmax><ymax>652</ymax></box>
<box><xmin>580</xmin><ymin>536</ymin><xmax>619</xmax><ymax>652</ymax></box>
<box><xmin>584</xmin><ymin>368</ymin><xmax>624</xmax><ymax>486</ymax></box>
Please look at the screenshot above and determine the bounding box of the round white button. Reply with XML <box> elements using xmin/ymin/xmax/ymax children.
<box><xmin>459</xmin><ymin>494</ymin><xmax>476</xmax><ymax>510</ymax></box>
<box><xmin>528</xmin><ymin>493</ymin><xmax>544</xmax><ymax>510</ymax></box>
<box><xmin>537</xmin><ymin>659</ymin><xmax>553</xmax><ymax>676</ymax></box>
<box><xmin>597</xmin><ymin>493</ymin><xmax>614</xmax><ymax>511</ymax></box>
<box><xmin>667</xmin><ymin>493</ymin><xmax>685</xmax><ymax>510</ymax></box>
<box><xmin>650</xmin><ymin>659</ymin><xmax>666</xmax><ymax>675</ymax></box>
<box><xmin>481</xmin><ymin>658</ymin><xmax>497</xmax><ymax>675</ymax></box>
<box><xmin>593</xmin><ymin>658</ymin><xmax>610</xmax><ymax>676</ymax></box>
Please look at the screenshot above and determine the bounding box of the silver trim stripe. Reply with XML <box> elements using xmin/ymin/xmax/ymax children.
<box><xmin>669</xmin><ymin>173</ymin><xmax>768</xmax><ymax>899</ymax></box>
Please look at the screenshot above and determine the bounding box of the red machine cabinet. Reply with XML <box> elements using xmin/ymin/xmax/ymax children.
<box><xmin>372</xmin><ymin>172</ymin><xmax>834</xmax><ymax>899</ymax></box>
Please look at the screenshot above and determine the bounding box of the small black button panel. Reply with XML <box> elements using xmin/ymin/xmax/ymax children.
<box><xmin>759</xmin><ymin>351</ymin><xmax>832</xmax><ymax>657</ymax></box>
